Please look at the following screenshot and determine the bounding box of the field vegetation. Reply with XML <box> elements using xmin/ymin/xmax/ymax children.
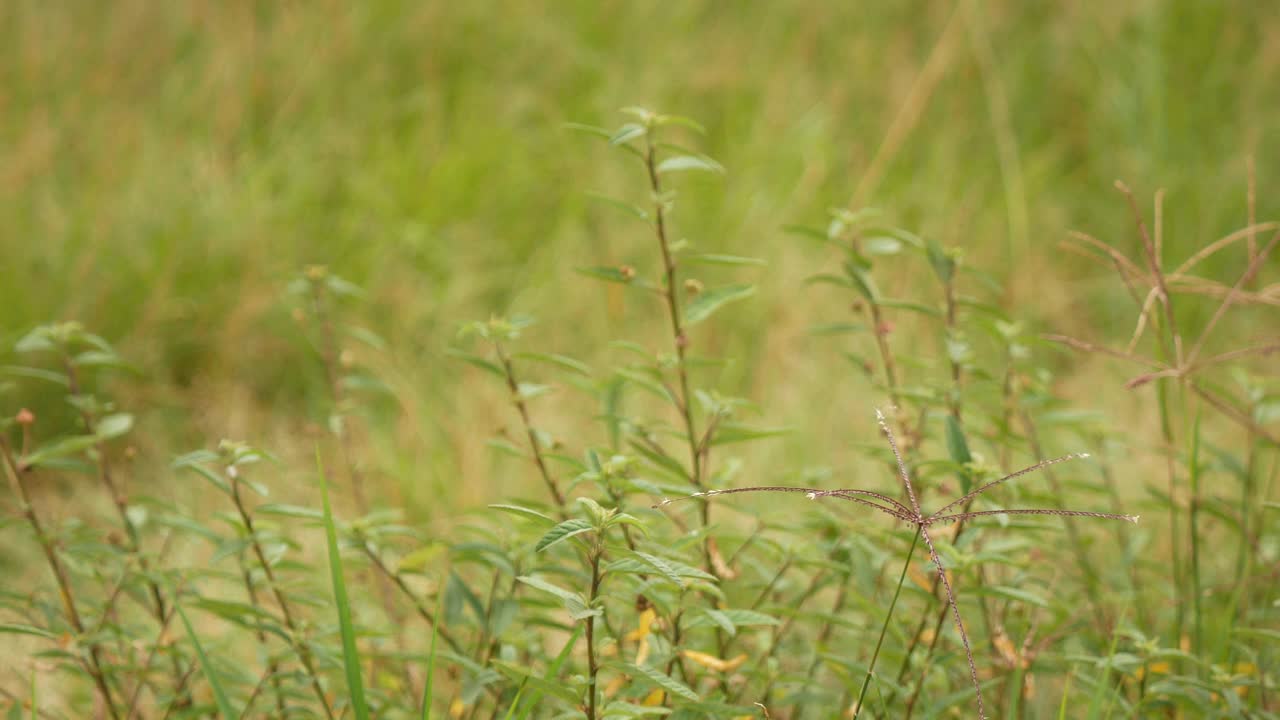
<box><xmin>1</xmin><ymin>2</ymin><xmax>1278</xmax><ymax>718</ymax></box>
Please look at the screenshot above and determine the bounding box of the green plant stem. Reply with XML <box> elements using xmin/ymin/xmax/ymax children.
<box><xmin>228</xmin><ymin>475</ymin><xmax>336</xmax><ymax>720</ymax></box>
<box><xmin>309</xmin><ymin>280</ymin><xmax>369</xmax><ymax>512</ymax></box>
<box><xmin>236</xmin><ymin>558</ymin><xmax>288</xmax><ymax>717</ymax></box>
<box><xmin>1</xmin><ymin>439</ymin><xmax>121</xmax><ymax>720</ymax></box>
<box><xmin>494</xmin><ymin>341</ymin><xmax>567</xmax><ymax>510</ymax></box>
<box><xmin>854</xmin><ymin>530</ymin><xmax>920</xmax><ymax>718</ymax></box>
<box><xmin>310</xmin><ymin>282</ymin><xmax>416</xmax><ymax>693</ymax></box>
<box><xmin>642</xmin><ymin>137</ymin><xmax>708</xmax><ymax>528</ymax></box>
<box><xmin>361</xmin><ymin>546</ymin><xmax>463</xmax><ymax>653</ymax></box>
<box><xmin>1020</xmin><ymin>413</ymin><xmax>1104</xmax><ymax>625</ymax></box>
<box><xmin>750</xmin><ymin>569</ymin><xmax>830</xmax><ymax>707</ymax></box>
<box><xmin>794</xmin><ymin>568</ymin><xmax>853</xmax><ymax>719</ymax></box>
<box><xmin>585</xmin><ymin>547</ymin><xmax>603</xmax><ymax>720</ymax></box>
<box><xmin>122</xmin><ymin>595</ymin><xmax>182</xmax><ymax>719</ymax></box>
<box><xmin>1188</xmin><ymin>412</ymin><xmax>1203</xmax><ymax>663</ymax></box>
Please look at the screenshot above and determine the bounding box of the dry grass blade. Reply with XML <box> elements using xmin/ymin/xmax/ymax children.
<box><xmin>1116</xmin><ymin>181</ymin><xmax>1183</xmax><ymax>364</ymax></box>
<box><xmin>1041</xmin><ymin>335</ymin><xmax>1166</xmax><ymax>369</ymax></box>
<box><xmin>1184</xmin><ymin>229</ymin><xmax>1280</xmax><ymax>366</ymax></box>
<box><xmin>1172</xmin><ymin>222</ymin><xmax>1280</xmax><ymax>277</ymax></box>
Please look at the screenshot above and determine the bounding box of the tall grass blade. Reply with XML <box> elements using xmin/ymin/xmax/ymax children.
<box><xmin>176</xmin><ymin>601</ymin><xmax>238</xmax><ymax>720</ymax></box>
<box><xmin>317</xmin><ymin>448</ymin><xmax>371</xmax><ymax>720</ymax></box>
<box><xmin>513</xmin><ymin>622</ymin><xmax>585</xmax><ymax>720</ymax></box>
<box><xmin>421</xmin><ymin>588</ymin><xmax>444</xmax><ymax>720</ymax></box>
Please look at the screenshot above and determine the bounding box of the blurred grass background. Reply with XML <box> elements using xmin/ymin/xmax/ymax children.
<box><xmin>2</xmin><ymin>0</ymin><xmax>1277</xmax><ymax>513</ymax></box>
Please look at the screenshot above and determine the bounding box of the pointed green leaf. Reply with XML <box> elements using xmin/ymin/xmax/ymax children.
<box><xmin>535</xmin><ymin>519</ymin><xmax>594</xmax><ymax>552</ymax></box>
<box><xmin>318</xmin><ymin>450</ymin><xmax>370</xmax><ymax>720</ymax></box>
<box><xmin>684</xmin><ymin>284</ymin><xmax>755</xmax><ymax>326</ymax></box>
<box><xmin>656</xmin><ymin>155</ymin><xmax>723</xmax><ymax>174</ymax></box>
<box><xmin>176</xmin><ymin>602</ymin><xmax>238</xmax><ymax>720</ymax></box>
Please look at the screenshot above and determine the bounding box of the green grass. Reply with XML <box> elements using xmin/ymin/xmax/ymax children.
<box><xmin>0</xmin><ymin>1</ymin><xmax>1278</xmax><ymax>718</ymax></box>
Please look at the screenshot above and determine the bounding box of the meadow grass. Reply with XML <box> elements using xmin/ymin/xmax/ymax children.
<box><xmin>1</xmin><ymin>1</ymin><xmax>1278</xmax><ymax>718</ymax></box>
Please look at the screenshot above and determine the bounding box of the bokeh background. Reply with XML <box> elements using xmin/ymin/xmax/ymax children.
<box><xmin>2</xmin><ymin>1</ymin><xmax>1277</xmax><ymax>515</ymax></box>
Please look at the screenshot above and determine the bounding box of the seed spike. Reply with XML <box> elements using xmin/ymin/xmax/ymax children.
<box><xmin>653</xmin><ymin>485</ymin><xmax>913</xmax><ymax>521</ymax></box>
<box><xmin>876</xmin><ymin>408</ymin><xmax>921</xmax><ymax>518</ymax></box>
<box><xmin>928</xmin><ymin>452</ymin><xmax>1089</xmax><ymax>520</ymax></box>
<box><xmin>925</xmin><ymin>508</ymin><xmax>1141</xmax><ymax>527</ymax></box>
<box><xmin>919</xmin><ymin>526</ymin><xmax>986</xmax><ymax>720</ymax></box>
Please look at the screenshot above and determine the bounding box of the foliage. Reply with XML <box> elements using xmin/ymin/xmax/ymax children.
<box><xmin>1</xmin><ymin>98</ymin><xmax>1278</xmax><ymax>720</ymax></box>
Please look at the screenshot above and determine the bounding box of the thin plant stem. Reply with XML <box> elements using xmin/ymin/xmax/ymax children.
<box><xmin>1</xmin><ymin>438</ymin><xmax>121</xmax><ymax>720</ymax></box>
<box><xmin>585</xmin><ymin>546</ymin><xmax>603</xmax><ymax>720</ymax></box>
<box><xmin>228</xmin><ymin>470</ymin><xmax>336</xmax><ymax>720</ymax></box>
<box><xmin>1189</xmin><ymin>411</ymin><xmax>1204</xmax><ymax>664</ymax></box>
<box><xmin>494</xmin><ymin>341</ymin><xmax>567</xmax><ymax>511</ymax></box>
<box><xmin>854</xmin><ymin>530</ymin><xmax>920</xmax><ymax>718</ymax></box>
<box><xmin>361</xmin><ymin>546</ymin><xmax>463</xmax><ymax>653</ymax></box>
<box><xmin>236</xmin><ymin>557</ymin><xmax>288</xmax><ymax>718</ymax></box>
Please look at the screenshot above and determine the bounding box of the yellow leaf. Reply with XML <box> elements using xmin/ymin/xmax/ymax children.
<box><xmin>624</xmin><ymin>608</ymin><xmax>657</xmax><ymax>642</ymax></box>
<box><xmin>681</xmin><ymin>649</ymin><xmax>748</xmax><ymax>673</ymax></box>
<box><xmin>603</xmin><ymin>674</ymin><xmax>626</xmax><ymax>698</ymax></box>
<box><xmin>636</xmin><ymin>636</ymin><xmax>651</xmax><ymax>666</ymax></box>
<box><xmin>642</xmin><ymin>689</ymin><xmax>665</xmax><ymax>706</ymax></box>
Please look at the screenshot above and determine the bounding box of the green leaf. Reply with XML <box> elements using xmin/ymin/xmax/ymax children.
<box><xmin>652</xmin><ymin>114</ymin><xmax>706</xmax><ymax>134</ymax></box>
<box><xmin>878</xmin><ymin>299</ymin><xmax>942</xmax><ymax>317</ymax></box>
<box><xmin>576</xmin><ymin>266</ymin><xmax>638</xmax><ymax>285</ymax></box>
<box><xmin>255</xmin><ymin>504</ymin><xmax>324</xmax><ymax>520</ymax></box>
<box><xmin>513</xmin><ymin>352</ymin><xmax>593</xmax><ymax>377</ymax></box>
<box><xmin>584</xmin><ymin>192</ymin><xmax>649</xmax><ymax>222</ymax></box>
<box><xmin>862</xmin><ymin>236</ymin><xmax>904</xmax><ymax>255</ymax></box>
<box><xmin>516</xmin><ymin>575</ymin><xmax>585</xmax><ymax>605</ymax></box>
<box><xmin>944</xmin><ymin>416</ymin><xmax>973</xmax><ymax>493</ymax></box>
<box><xmin>563</xmin><ymin>122</ymin><xmax>612</xmax><ymax>140</ymax></box>
<box><xmin>618</xmin><ymin>662</ymin><xmax>699</xmax><ymax>701</ymax></box>
<box><xmin>656</xmin><ymin>154</ymin><xmax>724</xmax><ymax>174</ymax></box>
<box><xmin>686</xmin><ymin>608</ymin><xmax>779</xmax><ymax>629</ymax></box>
<box><xmin>445</xmin><ymin>349</ymin><xmax>505</xmax><ymax>379</ymax></box>
<box><xmin>490</xmin><ymin>661</ymin><xmax>581</xmax><ymax>705</ymax></box>
<box><xmin>422</xmin><ymin>588</ymin><xmax>444</xmax><ymax>720</ymax></box>
<box><xmin>925</xmin><ymin>238</ymin><xmax>956</xmax><ymax>284</ymax></box>
<box><xmin>709</xmin><ymin>423</ymin><xmax>791</xmax><ymax>446</ymax></box>
<box><xmin>977</xmin><ymin>585</ymin><xmax>1050</xmax><ymax>609</ymax></box>
<box><xmin>683</xmin><ymin>253</ymin><xmax>766</xmax><ymax>267</ymax></box>
<box><xmin>0</xmin><ymin>365</ymin><xmax>70</xmax><ymax>387</ymax></box>
<box><xmin>517</xmin><ymin>382</ymin><xmax>552</xmax><ymax>400</ymax></box>
<box><xmin>488</xmin><ymin>504</ymin><xmax>557</xmax><ymax>525</ymax></box>
<box><xmin>0</xmin><ymin>624</ymin><xmax>56</xmax><ymax>640</ymax></box>
<box><xmin>95</xmin><ymin>413</ymin><xmax>134</xmax><ymax>440</ymax></box>
<box><xmin>632</xmin><ymin>552</ymin><xmax>686</xmax><ymax>588</ymax></box>
<box><xmin>176</xmin><ymin>602</ymin><xmax>238</xmax><ymax>720</ymax></box>
<box><xmin>684</xmin><ymin>284</ymin><xmax>755</xmax><ymax>326</ymax></box>
<box><xmin>512</xmin><ymin>622</ymin><xmax>585</xmax><ymax>720</ymax></box>
<box><xmin>610</xmin><ymin>123</ymin><xmax>646</xmax><ymax>145</ymax></box>
<box><xmin>535</xmin><ymin>519</ymin><xmax>594</xmax><ymax>552</ymax></box>
<box><xmin>843</xmin><ymin>262</ymin><xmax>879</xmax><ymax>301</ymax></box>
<box><xmin>318</xmin><ymin>450</ymin><xmax>370</xmax><ymax>720</ymax></box>
<box><xmin>24</xmin><ymin>435</ymin><xmax>99</xmax><ymax>466</ymax></box>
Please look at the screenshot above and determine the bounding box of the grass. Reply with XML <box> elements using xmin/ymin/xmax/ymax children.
<box><xmin>1</xmin><ymin>1</ymin><xmax>1279</xmax><ymax>718</ymax></box>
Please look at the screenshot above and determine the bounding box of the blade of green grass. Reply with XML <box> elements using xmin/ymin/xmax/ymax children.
<box><xmin>317</xmin><ymin>448</ymin><xmax>371</xmax><ymax>720</ymax></box>
<box><xmin>422</xmin><ymin>588</ymin><xmax>444</xmax><ymax>720</ymax></box>
<box><xmin>512</xmin><ymin>622</ymin><xmax>585</xmax><ymax>720</ymax></box>
<box><xmin>176</xmin><ymin>601</ymin><xmax>238</xmax><ymax>720</ymax></box>
<box><xmin>1058</xmin><ymin>668</ymin><xmax>1073</xmax><ymax>720</ymax></box>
